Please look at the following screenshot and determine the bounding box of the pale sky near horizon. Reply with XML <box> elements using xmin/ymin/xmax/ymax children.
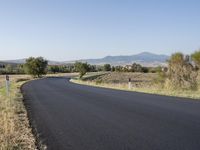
<box><xmin>0</xmin><ymin>0</ymin><xmax>200</xmax><ymax>61</ymax></box>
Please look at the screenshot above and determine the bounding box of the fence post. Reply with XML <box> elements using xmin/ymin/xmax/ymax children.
<box><xmin>128</xmin><ymin>78</ymin><xmax>131</xmax><ymax>90</ymax></box>
<box><xmin>5</xmin><ymin>75</ymin><xmax>10</xmax><ymax>96</ymax></box>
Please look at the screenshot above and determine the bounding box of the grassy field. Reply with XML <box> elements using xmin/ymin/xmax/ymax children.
<box><xmin>89</xmin><ymin>72</ymin><xmax>158</xmax><ymax>87</ymax></box>
<box><xmin>0</xmin><ymin>73</ymin><xmax>78</xmax><ymax>149</ymax></box>
<box><xmin>0</xmin><ymin>75</ymin><xmax>36</xmax><ymax>149</ymax></box>
<box><xmin>71</xmin><ymin>72</ymin><xmax>200</xmax><ymax>99</ymax></box>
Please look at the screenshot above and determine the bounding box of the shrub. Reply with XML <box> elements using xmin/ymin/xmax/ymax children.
<box><xmin>166</xmin><ymin>53</ymin><xmax>197</xmax><ymax>90</ymax></box>
<box><xmin>131</xmin><ymin>63</ymin><xmax>142</xmax><ymax>72</ymax></box>
<box><xmin>191</xmin><ymin>50</ymin><xmax>200</xmax><ymax>69</ymax></box>
<box><xmin>95</xmin><ymin>79</ymin><xmax>102</xmax><ymax>84</ymax></box>
<box><xmin>141</xmin><ymin>67</ymin><xmax>149</xmax><ymax>73</ymax></box>
<box><xmin>115</xmin><ymin>66</ymin><xmax>123</xmax><ymax>72</ymax></box>
<box><xmin>103</xmin><ymin>64</ymin><xmax>111</xmax><ymax>71</ymax></box>
<box><xmin>111</xmin><ymin>66</ymin><xmax>115</xmax><ymax>72</ymax></box>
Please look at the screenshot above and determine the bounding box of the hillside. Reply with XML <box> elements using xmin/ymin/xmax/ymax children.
<box><xmin>1</xmin><ymin>52</ymin><xmax>169</xmax><ymax>67</ymax></box>
<box><xmin>66</xmin><ymin>52</ymin><xmax>169</xmax><ymax>66</ymax></box>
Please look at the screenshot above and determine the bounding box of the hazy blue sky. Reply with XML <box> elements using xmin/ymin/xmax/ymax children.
<box><xmin>0</xmin><ymin>0</ymin><xmax>200</xmax><ymax>61</ymax></box>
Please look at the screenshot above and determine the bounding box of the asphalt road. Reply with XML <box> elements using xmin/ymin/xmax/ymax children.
<box><xmin>22</xmin><ymin>77</ymin><xmax>200</xmax><ymax>150</ymax></box>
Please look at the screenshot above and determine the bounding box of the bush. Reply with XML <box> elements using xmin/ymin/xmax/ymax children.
<box><xmin>103</xmin><ymin>64</ymin><xmax>111</xmax><ymax>71</ymax></box>
<box><xmin>111</xmin><ymin>66</ymin><xmax>115</xmax><ymax>72</ymax></box>
<box><xmin>115</xmin><ymin>66</ymin><xmax>123</xmax><ymax>72</ymax></box>
<box><xmin>166</xmin><ymin>53</ymin><xmax>197</xmax><ymax>90</ymax></box>
<box><xmin>131</xmin><ymin>63</ymin><xmax>142</xmax><ymax>72</ymax></box>
<box><xmin>49</xmin><ymin>65</ymin><xmax>60</xmax><ymax>73</ymax></box>
<box><xmin>88</xmin><ymin>65</ymin><xmax>97</xmax><ymax>72</ymax></box>
<box><xmin>191</xmin><ymin>50</ymin><xmax>200</xmax><ymax>69</ymax></box>
<box><xmin>141</xmin><ymin>67</ymin><xmax>149</xmax><ymax>73</ymax></box>
<box><xmin>95</xmin><ymin>79</ymin><xmax>102</xmax><ymax>84</ymax></box>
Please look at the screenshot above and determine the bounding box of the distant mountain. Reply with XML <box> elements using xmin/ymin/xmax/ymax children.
<box><xmin>0</xmin><ymin>52</ymin><xmax>169</xmax><ymax>67</ymax></box>
<box><xmin>1</xmin><ymin>58</ymin><xmax>26</xmax><ymax>64</ymax></box>
<box><xmin>0</xmin><ymin>59</ymin><xmax>64</xmax><ymax>65</ymax></box>
<box><xmin>66</xmin><ymin>52</ymin><xmax>169</xmax><ymax>67</ymax></box>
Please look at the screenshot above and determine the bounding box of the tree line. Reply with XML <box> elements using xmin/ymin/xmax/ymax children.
<box><xmin>0</xmin><ymin>50</ymin><xmax>200</xmax><ymax>91</ymax></box>
<box><xmin>0</xmin><ymin>59</ymin><xmax>162</xmax><ymax>75</ymax></box>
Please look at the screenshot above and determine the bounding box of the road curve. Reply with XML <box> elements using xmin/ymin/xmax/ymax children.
<box><xmin>22</xmin><ymin>77</ymin><xmax>200</xmax><ymax>150</ymax></box>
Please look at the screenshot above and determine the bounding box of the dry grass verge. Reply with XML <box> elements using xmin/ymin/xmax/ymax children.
<box><xmin>0</xmin><ymin>73</ymin><xmax>78</xmax><ymax>149</ymax></box>
<box><xmin>0</xmin><ymin>75</ymin><xmax>37</xmax><ymax>149</ymax></box>
<box><xmin>71</xmin><ymin>72</ymin><xmax>200</xmax><ymax>100</ymax></box>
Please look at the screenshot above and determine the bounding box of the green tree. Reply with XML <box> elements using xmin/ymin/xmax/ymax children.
<box><xmin>191</xmin><ymin>50</ymin><xmax>200</xmax><ymax>69</ymax></box>
<box><xmin>75</xmin><ymin>62</ymin><xmax>89</xmax><ymax>78</ymax></box>
<box><xmin>96</xmin><ymin>66</ymin><xmax>103</xmax><ymax>72</ymax></box>
<box><xmin>24</xmin><ymin>57</ymin><xmax>48</xmax><ymax>77</ymax></box>
<box><xmin>141</xmin><ymin>67</ymin><xmax>149</xmax><ymax>73</ymax></box>
<box><xmin>115</xmin><ymin>66</ymin><xmax>123</xmax><ymax>72</ymax></box>
<box><xmin>16</xmin><ymin>64</ymin><xmax>25</xmax><ymax>74</ymax></box>
<box><xmin>131</xmin><ymin>63</ymin><xmax>142</xmax><ymax>72</ymax></box>
<box><xmin>49</xmin><ymin>65</ymin><xmax>60</xmax><ymax>73</ymax></box>
<box><xmin>166</xmin><ymin>52</ymin><xmax>197</xmax><ymax>90</ymax></box>
<box><xmin>103</xmin><ymin>64</ymin><xmax>111</xmax><ymax>71</ymax></box>
<box><xmin>111</xmin><ymin>66</ymin><xmax>115</xmax><ymax>72</ymax></box>
<box><xmin>5</xmin><ymin>64</ymin><xmax>13</xmax><ymax>73</ymax></box>
<box><xmin>88</xmin><ymin>65</ymin><xmax>97</xmax><ymax>72</ymax></box>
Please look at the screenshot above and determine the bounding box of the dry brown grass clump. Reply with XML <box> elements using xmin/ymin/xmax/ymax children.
<box><xmin>72</xmin><ymin>72</ymin><xmax>200</xmax><ymax>99</ymax></box>
<box><xmin>0</xmin><ymin>75</ymin><xmax>36</xmax><ymax>149</ymax></box>
<box><xmin>91</xmin><ymin>72</ymin><xmax>158</xmax><ymax>88</ymax></box>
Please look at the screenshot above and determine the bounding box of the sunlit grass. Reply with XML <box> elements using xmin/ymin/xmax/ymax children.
<box><xmin>0</xmin><ymin>75</ymin><xmax>36</xmax><ymax>149</ymax></box>
<box><xmin>0</xmin><ymin>73</ymin><xmax>78</xmax><ymax>149</ymax></box>
<box><xmin>71</xmin><ymin>77</ymin><xmax>200</xmax><ymax>100</ymax></box>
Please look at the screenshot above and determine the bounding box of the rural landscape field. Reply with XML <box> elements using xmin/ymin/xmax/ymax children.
<box><xmin>72</xmin><ymin>71</ymin><xmax>200</xmax><ymax>99</ymax></box>
<box><xmin>1</xmin><ymin>0</ymin><xmax>200</xmax><ymax>150</ymax></box>
<box><xmin>0</xmin><ymin>75</ymin><xmax>35</xmax><ymax>149</ymax></box>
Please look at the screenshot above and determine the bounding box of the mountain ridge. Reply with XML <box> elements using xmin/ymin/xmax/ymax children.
<box><xmin>0</xmin><ymin>52</ymin><xmax>169</xmax><ymax>67</ymax></box>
